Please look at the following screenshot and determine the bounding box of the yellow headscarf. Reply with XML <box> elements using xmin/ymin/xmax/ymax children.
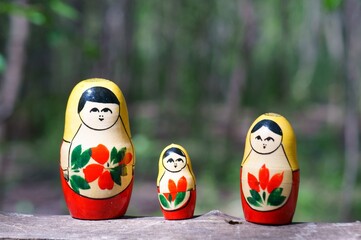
<box><xmin>63</xmin><ymin>78</ymin><xmax>131</xmax><ymax>141</ymax></box>
<box><xmin>241</xmin><ymin>113</ymin><xmax>299</xmax><ymax>171</ymax></box>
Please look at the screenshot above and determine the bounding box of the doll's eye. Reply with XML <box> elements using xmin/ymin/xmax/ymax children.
<box><xmin>255</xmin><ymin>135</ymin><xmax>262</xmax><ymax>141</ymax></box>
<box><xmin>167</xmin><ymin>158</ymin><xmax>174</xmax><ymax>163</ymax></box>
<box><xmin>90</xmin><ymin>107</ymin><xmax>99</xmax><ymax>113</ymax></box>
<box><xmin>265</xmin><ymin>137</ymin><xmax>274</xmax><ymax>142</ymax></box>
<box><xmin>101</xmin><ymin>108</ymin><xmax>113</xmax><ymax>114</ymax></box>
<box><xmin>176</xmin><ymin>158</ymin><xmax>184</xmax><ymax>163</ymax></box>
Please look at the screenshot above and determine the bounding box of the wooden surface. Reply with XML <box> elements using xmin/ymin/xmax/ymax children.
<box><xmin>0</xmin><ymin>210</ymin><xmax>360</xmax><ymax>239</ymax></box>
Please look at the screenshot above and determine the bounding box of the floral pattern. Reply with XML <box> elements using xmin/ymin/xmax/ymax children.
<box><xmin>159</xmin><ymin>176</ymin><xmax>188</xmax><ymax>209</ymax></box>
<box><xmin>69</xmin><ymin>144</ymin><xmax>132</xmax><ymax>194</ymax></box>
<box><xmin>246</xmin><ymin>164</ymin><xmax>286</xmax><ymax>207</ymax></box>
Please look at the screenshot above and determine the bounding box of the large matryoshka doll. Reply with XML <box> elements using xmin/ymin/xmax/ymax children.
<box><xmin>157</xmin><ymin>144</ymin><xmax>196</xmax><ymax>220</ymax></box>
<box><xmin>240</xmin><ymin>113</ymin><xmax>299</xmax><ymax>225</ymax></box>
<box><xmin>60</xmin><ymin>78</ymin><xmax>135</xmax><ymax>220</ymax></box>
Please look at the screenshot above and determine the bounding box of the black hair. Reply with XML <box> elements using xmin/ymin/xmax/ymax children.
<box><xmin>78</xmin><ymin>87</ymin><xmax>120</xmax><ymax>113</ymax></box>
<box><xmin>163</xmin><ymin>147</ymin><xmax>186</xmax><ymax>159</ymax></box>
<box><xmin>251</xmin><ymin>119</ymin><xmax>282</xmax><ymax>136</ymax></box>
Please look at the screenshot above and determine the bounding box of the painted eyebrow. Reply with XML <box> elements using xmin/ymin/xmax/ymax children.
<box><xmin>265</xmin><ymin>137</ymin><xmax>274</xmax><ymax>141</ymax></box>
<box><xmin>101</xmin><ymin>108</ymin><xmax>113</xmax><ymax>114</ymax></box>
<box><xmin>176</xmin><ymin>158</ymin><xmax>184</xmax><ymax>162</ymax></box>
<box><xmin>255</xmin><ymin>135</ymin><xmax>262</xmax><ymax>140</ymax></box>
<box><xmin>90</xmin><ymin>107</ymin><xmax>99</xmax><ymax>112</ymax></box>
<box><xmin>167</xmin><ymin>158</ymin><xmax>174</xmax><ymax>163</ymax></box>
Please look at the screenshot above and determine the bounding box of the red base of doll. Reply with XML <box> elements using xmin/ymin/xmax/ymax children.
<box><xmin>60</xmin><ymin>169</ymin><xmax>133</xmax><ymax>220</ymax></box>
<box><xmin>240</xmin><ymin>169</ymin><xmax>299</xmax><ymax>225</ymax></box>
<box><xmin>160</xmin><ymin>190</ymin><xmax>196</xmax><ymax>220</ymax></box>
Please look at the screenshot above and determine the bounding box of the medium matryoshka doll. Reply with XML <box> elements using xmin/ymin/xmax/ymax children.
<box><xmin>240</xmin><ymin>113</ymin><xmax>299</xmax><ymax>225</ymax></box>
<box><xmin>60</xmin><ymin>78</ymin><xmax>135</xmax><ymax>220</ymax></box>
<box><xmin>157</xmin><ymin>144</ymin><xmax>196</xmax><ymax>220</ymax></box>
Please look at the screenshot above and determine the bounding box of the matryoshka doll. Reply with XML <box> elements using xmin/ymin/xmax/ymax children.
<box><xmin>60</xmin><ymin>78</ymin><xmax>135</xmax><ymax>220</ymax></box>
<box><xmin>240</xmin><ymin>113</ymin><xmax>299</xmax><ymax>225</ymax></box>
<box><xmin>157</xmin><ymin>144</ymin><xmax>196</xmax><ymax>220</ymax></box>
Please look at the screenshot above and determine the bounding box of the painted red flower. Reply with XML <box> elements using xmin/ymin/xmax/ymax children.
<box><xmin>83</xmin><ymin>164</ymin><xmax>104</xmax><ymax>183</ymax></box>
<box><xmin>163</xmin><ymin>176</ymin><xmax>188</xmax><ymax>202</ymax></box>
<box><xmin>267</xmin><ymin>172</ymin><xmax>284</xmax><ymax>193</ymax></box>
<box><xmin>247</xmin><ymin>173</ymin><xmax>260</xmax><ymax>192</ymax></box>
<box><xmin>259</xmin><ymin>164</ymin><xmax>269</xmax><ymax>190</ymax></box>
<box><xmin>82</xmin><ymin>145</ymin><xmax>131</xmax><ymax>190</ymax></box>
<box><xmin>177</xmin><ymin>176</ymin><xmax>187</xmax><ymax>192</ymax></box>
<box><xmin>91</xmin><ymin>144</ymin><xmax>109</xmax><ymax>164</ymax></box>
<box><xmin>246</xmin><ymin>164</ymin><xmax>286</xmax><ymax>207</ymax></box>
<box><xmin>168</xmin><ymin>179</ymin><xmax>178</xmax><ymax>201</ymax></box>
<box><xmin>98</xmin><ymin>171</ymin><xmax>114</xmax><ymax>190</ymax></box>
<box><xmin>247</xmin><ymin>164</ymin><xmax>284</xmax><ymax>194</ymax></box>
<box><xmin>119</xmin><ymin>152</ymin><xmax>133</xmax><ymax>165</ymax></box>
<box><xmin>83</xmin><ymin>164</ymin><xmax>114</xmax><ymax>190</ymax></box>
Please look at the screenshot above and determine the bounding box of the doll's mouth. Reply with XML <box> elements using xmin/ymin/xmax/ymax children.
<box><xmin>99</xmin><ymin>117</ymin><xmax>104</xmax><ymax>121</ymax></box>
<box><xmin>263</xmin><ymin>144</ymin><xmax>266</xmax><ymax>149</ymax></box>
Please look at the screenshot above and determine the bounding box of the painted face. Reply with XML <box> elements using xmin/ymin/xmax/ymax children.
<box><xmin>163</xmin><ymin>151</ymin><xmax>187</xmax><ymax>173</ymax></box>
<box><xmin>250</xmin><ymin>126</ymin><xmax>282</xmax><ymax>154</ymax></box>
<box><xmin>79</xmin><ymin>101</ymin><xmax>120</xmax><ymax>130</ymax></box>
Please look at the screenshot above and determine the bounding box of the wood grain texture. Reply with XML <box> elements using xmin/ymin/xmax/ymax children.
<box><xmin>0</xmin><ymin>210</ymin><xmax>360</xmax><ymax>239</ymax></box>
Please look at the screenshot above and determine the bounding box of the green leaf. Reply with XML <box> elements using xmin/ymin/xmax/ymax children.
<box><xmin>247</xmin><ymin>196</ymin><xmax>261</xmax><ymax>207</ymax></box>
<box><xmin>50</xmin><ymin>0</ymin><xmax>78</xmax><ymax>20</ymax></box>
<box><xmin>159</xmin><ymin>194</ymin><xmax>170</xmax><ymax>208</ymax></box>
<box><xmin>71</xmin><ymin>145</ymin><xmax>82</xmax><ymax>169</ymax></box>
<box><xmin>69</xmin><ymin>178</ymin><xmax>79</xmax><ymax>194</ymax></box>
<box><xmin>250</xmin><ymin>190</ymin><xmax>262</xmax><ymax>203</ymax></box>
<box><xmin>168</xmin><ymin>193</ymin><xmax>172</xmax><ymax>202</ymax></box>
<box><xmin>174</xmin><ymin>192</ymin><xmax>186</xmax><ymax>207</ymax></box>
<box><xmin>110</xmin><ymin>147</ymin><xmax>117</xmax><ymax>164</ymax></box>
<box><xmin>323</xmin><ymin>0</ymin><xmax>342</xmax><ymax>11</ymax></box>
<box><xmin>0</xmin><ymin>3</ymin><xmax>46</xmax><ymax>25</ymax></box>
<box><xmin>262</xmin><ymin>191</ymin><xmax>266</xmax><ymax>201</ymax></box>
<box><xmin>110</xmin><ymin>166</ymin><xmax>122</xmax><ymax>186</ymax></box>
<box><xmin>79</xmin><ymin>148</ymin><xmax>91</xmax><ymax>168</ymax></box>
<box><xmin>110</xmin><ymin>147</ymin><xmax>126</xmax><ymax>165</ymax></box>
<box><xmin>267</xmin><ymin>188</ymin><xmax>286</xmax><ymax>206</ymax></box>
<box><xmin>27</xmin><ymin>10</ymin><xmax>46</xmax><ymax>25</ymax></box>
<box><xmin>117</xmin><ymin>147</ymin><xmax>126</xmax><ymax>164</ymax></box>
<box><xmin>71</xmin><ymin>175</ymin><xmax>90</xmax><ymax>190</ymax></box>
<box><xmin>71</xmin><ymin>145</ymin><xmax>91</xmax><ymax>169</ymax></box>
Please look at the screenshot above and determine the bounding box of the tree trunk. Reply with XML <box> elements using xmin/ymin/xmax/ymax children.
<box><xmin>92</xmin><ymin>0</ymin><xmax>134</xmax><ymax>94</ymax></box>
<box><xmin>340</xmin><ymin>0</ymin><xmax>361</xmax><ymax>221</ymax></box>
<box><xmin>224</xmin><ymin>0</ymin><xmax>256</xmax><ymax>140</ymax></box>
<box><xmin>0</xmin><ymin>0</ymin><xmax>30</xmax><ymax>207</ymax></box>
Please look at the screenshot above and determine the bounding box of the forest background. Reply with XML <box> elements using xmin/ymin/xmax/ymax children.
<box><xmin>0</xmin><ymin>0</ymin><xmax>360</xmax><ymax>222</ymax></box>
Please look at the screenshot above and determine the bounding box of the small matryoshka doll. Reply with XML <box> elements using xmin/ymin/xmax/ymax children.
<box><xmin>157</xmin><ymin>144</ymin><xmax>196</xmax><ymax>220</ymax></box>
<box><xmin>60</xmin><ymin>78</ymin><xmax>135</xmax><ymax>220</ymax></box>
<box><xmin>240</xmin><ymin>113</ymin><xmax>299</xmax><ymax>225</ymax></box>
